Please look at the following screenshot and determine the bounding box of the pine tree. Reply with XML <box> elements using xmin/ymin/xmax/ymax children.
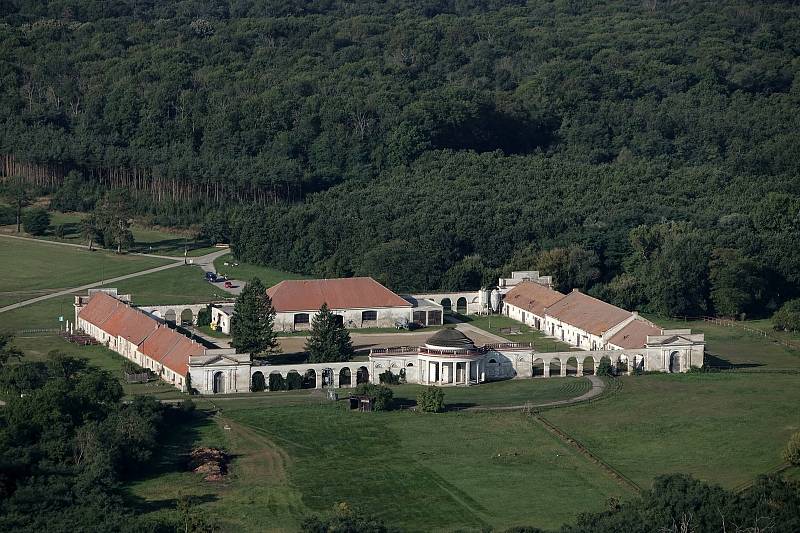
<box><xmin>305</xmin><ymin>303</ymin><xmax>354</xmax><ymax>363</ymax></box>
<box><xmin>230</xmin><ymin>277</ymin><xmax>279</xmax><ymax>356</ymax></box>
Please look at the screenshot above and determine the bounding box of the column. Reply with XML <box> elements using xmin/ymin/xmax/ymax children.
<box><xmin>561</xmin><ymin>362</ymin><xmax>567</xmax><ymax>377</ymax></box>
<box><xmin>576</xmin><ymin>362</ymin><xmax>583</xmax><ymax>377</ymax></box>
<box><xmin>543</xmin><ymin>362</ymin><xmax>550</xmax><ymax>378</ymax></box>
<box><xmin>333</xmin><ymin>371</ymin><xmax>340</xmax><ymax>388</ymax></box>
<box><xmin>316</xmin><ymin>372</ymin><xmax>323</xmax><ymax>389</ymax></box>
<box><xmin>465</xmin><ymin>361</ymin><xmax>471</xmax><ymax>386</ymax></box>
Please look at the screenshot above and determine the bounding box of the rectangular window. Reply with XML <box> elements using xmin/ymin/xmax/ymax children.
<box><xmin>427</xmin><ymin>310</ymin><xmax>442</xmax><ymax>325</ymax></box>
<box><xmin>361</xmin><ymin>310</ymin><xmax>377</xmax><ymax>322</ymax></box>
<box><xmin>413</xmin><ymin>311</ymin><xmax>426</xmax><ymax>324</ymax></box>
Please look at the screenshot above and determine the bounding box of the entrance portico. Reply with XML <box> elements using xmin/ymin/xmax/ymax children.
<box><xmin>417</xmin><ymin>329</ymin><xmax>486</xmax><ymax>386</ymax></box>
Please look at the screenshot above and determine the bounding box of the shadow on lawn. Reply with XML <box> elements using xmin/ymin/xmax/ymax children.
<box><xmin>125</xmin><ymin>410</ymin><xmax>223</xmax><ymax>513</ymax></box>
<box><xmin>132</xmin><ymin>238</ymin><xmax>212</xmax><ymax>255</ymax></box>
<box><xmin>704</xmin><ymin>352</ymin><xmax>763</xmax><ymax>370</ymax></box>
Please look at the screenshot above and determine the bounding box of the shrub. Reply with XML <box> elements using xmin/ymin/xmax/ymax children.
<box><xmin>22</xmin><ymin>207</ymin><xmax>50</xmax><ymax>235</ymax></box>
<box><xmin>251</xmin><ymin>372</ymin><xmax>266</xmax><ymax>392</ymax></box>
<box><xmin>379</xmin><ymin>369</ymin><xmax>400</xmax><ymax>385</ymax></box>
<box><xmin>196</xmin><ymin>307</ymin><xmax>211</xmax><ymax>327</ymax></box>
<box><xmin>783</xmin><ymin>431</ymin><xmax>800</xmax><ymax>465</ymax></box>
<box><xmin>596</xmin><ymin>358</ymin><xmax>614</xmax><ymax>377</ymax></box>
<box><xmin>0</xmin><ymin>205</ymin><xmax>14</xmax><ymax>225</ymax></box>
<box><xmin>286</xmin><ymin>372</ymin><xmax>303</xmax><ymax>390</ymax></box>
<box><xmin>417</xmin><ymin>386</ymin><xmax>445</xmax><ymax>413</ymax></box>
<box><xmin>269</xmin><ymin>373</ymin><xmax>287</xmax><ymax>391</ymax></box>
<box><xmin>353</xmin><ymin>383</ymin><xmax>393</xmax><ymax>411</ymax></box>
<box><xmin>773</xmin><ymin>299</ymin><xmax>800</xmax><ymax>333</ymax></box>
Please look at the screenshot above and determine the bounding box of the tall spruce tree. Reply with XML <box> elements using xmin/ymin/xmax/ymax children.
<box><xmin>305</xmin><ymin>303</ymin><xmax>354</xmax><ymax>363</ymax></box>
<box><xmin>230</xmin><ymin>277</ymin><xmax>279</xmax><ymax>356</ymax></box>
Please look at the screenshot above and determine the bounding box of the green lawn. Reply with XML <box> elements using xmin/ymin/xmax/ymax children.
<box><xmin>129</xmin><ymin>403</ymin><xmax>631</xmax><ymax>532</ymax></box>
<box><xmin>456</xmin><ymin>314</ymin><xmax>576</xmax><ymax>352</ymax></box>
<box><xmin>647</xmin><ymin>316</ymin><xmax>800</xmax><ymax>370</ymax></box>
<box><xmin>10</xmin><ymin>335</ymin><xmax>187</xmax><ymax>400</ymax></box>
<box><xmin>0</xmin><ymin>295</ymin><xmax>75</xmax><ymax>332</ymax></box>
<box><xmin>213</xmin><ymin>253</ymin><xmax>306</xmax><ymax>287</ymax></box>
<box><xmin>388</xmin><ymin>378</ymin><xmax>593</xmax><ymax>408</ymax></box>
<box><xmin>0</xmin><ymin>237</ymin><xmax>170</xmax><ymax>307</ymax></box>
<box><xmin>7</xmin><ymin>210</ymin><xmax>214</xmax><ymax>256</ymax></box>
<box><xmin>545</xmin><ymin>372</ymin><xmax>800</xmax><ymax>489</ymax></box>
<box><xmin>101</xmin><ymin>265</ymin><xmax>233</xmax><ymax>306</ymax></box>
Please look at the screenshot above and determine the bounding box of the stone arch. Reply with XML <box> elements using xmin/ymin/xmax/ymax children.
<box><xmin>151</xmin><ymin>310</ymin><xmax>162</xmax><ymax>318</ymax></box>
<box><xmin>303</xmin><ymin>369</ymin><xmax>317</xmax><ymax>389</ymax></box>
<box><xmin>212</xmin><ymin>371</ymin><xmax>225</xmax><ymax>394</ymax></box>
<box><xmin>406</xmin><ymin>362</ymin><xmax>414</xmax><ymax>367</ymax></box>
<box><xmin>488</xmin><ymin>358</ymin><xmax>497</xmax><ymax>364</ymax></box>
<box><xmin>565</xmin><ymin>356</ymin><xmax>579</xmax><ymax>376</ymax></box>
<box><xmin>441</xmin><ymin>298</ymin><xmax>452</xmax><ymax>312</ymax></box>
<box><xmin>669</xmin><ymin>351</ymin><xmax>681</xmax><ymax>373</ymax></box>
<box><xmin>339</xmin><ymin>367</ymin><xmax>352</xmax><ymax>387</ymax></box>
<box><xmin>180</xmin><ymin>308</ymin><xmax>194</xmax><ymax>325</ymax></box>
<box><xmin>582</xmin><ymin>356</ymin><xmax>596</xmax><ymax>375</ymax></box>
<box><xmin>633</xmin><ymin>354</ymin><xmax>645</xmax><ymax>372</ymax></box>
<box><xmin>164</xmin><ymin>309</ymin><xmax>177</xmax><ymax>324</ymax></box>
<box><xmin>356</xmin><ymin>366</ymin><xmax>369</xmax><ymax>384</ymax></box>
<box><xmin>321</xmin><ymin>368</ymin><xmax>335</xmax><ymax>387</ymax></box>
<box><xmin>287</xmin><ymin>370</ymin><xmax>302</xmax><ymax>389</ymax></box>
<box><xmin>532</xmin><ymin>358</ymin><xmax>545</xmax><ymax>377</ymax></box>
<box><xmin>333</xmin><ymin>314</ymin><xmax>344</xmax><ymax>327</ymax></box>
<box><xmin>617</xmin><ymin>355</ymin><xmax>629</xmax><ymax>373</ymax></box>
<box><xmin>599</xmin><ymin>355</ymin><xmax>613</xmax><ymax>375</ymax></box>
<box><xmin>549</xmin><ymin>357</ymin><xmax>562</xmax><ymax>377</ymax></box>
<box><xmin>251</xmin><ymin>371</ymin><xmax>266</xmax><ymax>392</ymax></box>
<box><xmin>456</xmin><ymin>297</ymin><xmax>467</xmax><ymax>314</ymax></box>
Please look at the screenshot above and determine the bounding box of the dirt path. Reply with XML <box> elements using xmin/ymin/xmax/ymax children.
<box><xmin>217</xmin><ymin>414</ymin><xmax>291</xmax><ymax>483</ymax></box>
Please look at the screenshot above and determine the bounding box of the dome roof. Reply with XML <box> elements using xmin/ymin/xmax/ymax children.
<box><xmin>425</xmin><ymin>328</ymin><xmax>475</xmax><ymax>350</ymax></box>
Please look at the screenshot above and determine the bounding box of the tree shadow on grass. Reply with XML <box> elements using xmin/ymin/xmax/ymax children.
<box><xmin>124</xmin><ymin>410</ymin><xmax>223</xmax><ymax>513</ymax></box>
<box><xmin>704</xmin><ymin>352</ymin><xmax>764</xmax><ymax>370</ymax></box>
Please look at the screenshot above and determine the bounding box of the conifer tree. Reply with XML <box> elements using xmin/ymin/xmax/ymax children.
<box><xmin>305</xmin><ymin>303</ymin><xmax>354</xmax><ymax>363</ymax></box>
<box><xmin>230</xmin><ymin>277</ymin><xmax>279</xmax><ymax>356</ymax></box>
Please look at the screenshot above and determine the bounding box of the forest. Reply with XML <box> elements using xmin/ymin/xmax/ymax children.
<box><xmin>1</xmin><ymin>0</ymin><xmax>799</xmax><ymax>318</ymax></box>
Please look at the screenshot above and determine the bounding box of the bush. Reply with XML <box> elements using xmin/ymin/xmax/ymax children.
<box><xmin>596</xmin><ymin>358</ymin><xmax>614</xmax><ymax>377</ymax></box>
<box><xmin>783</xmin><ymin>431</ymin><xmax>800</xmax><ymax>465</ymax></box>
<box><xmin>269</xmin><ymin>373</ymin><xmax>287</xmax><ymax>391</ymax></box>
<box><xmin>353</xmin><ymin>383</ymin><xmax>393</xmax><ymax>411</ymax></box>
<box><xmin>0</xmin><ymin>205</ymin><xmax>14</xmax><ymax>225</ymax></box>
<box><xmin>416</xmin><ymin>386</ymin><xmax>445</xmax><ymax>413</ymax></box>
<box><xmin>286</xmin><ymin>372</ymin><xmax>303</xmax><ymax>390</ymax></box>
<box><xmin>22</xmin><ymin>207</ymin><xmax>50</xmax><ymax>235</ymax></box>
<box><xmin>773</xmin><ymin>299</ymin><xmax>800</xmax><ymax>333</ymax></box>
<box><xmin>379</xmin><ymin>369</ymin><xmax>400</xmax><ymax>385</ymax></box>
<box><xmin>251</xmin><ymin>372</ymin><xmax>266</xmax><ymax>392</ymax></box>
<box><xmin>196</xmin><ymin>307</ymin><xmax>211</xmax><ymax>327</ymax></box>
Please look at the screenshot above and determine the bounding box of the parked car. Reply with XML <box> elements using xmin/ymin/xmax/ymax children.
<box><xmin>224</xmin><ymin>281</ymin><xmax>233</xmax><ymax>288</ymax></box>
<box><xmin>215</xmin><ymin>275</ymin><xmax>228</xmax><ymax>282</ymax></box>
<box><xmin>204</xmin><ymin>272</ymin><xmax>217</xmax><ymax>282</ymax></box>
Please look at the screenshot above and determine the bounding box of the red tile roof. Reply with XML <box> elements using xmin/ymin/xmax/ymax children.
<box><xmin>78</xmin><ymin>291</ymin><xmax>123</xmax><ymax>329</ymax></box>
<box><xmin>158</xmin><ymin>335</ymin><xmax>204</xmax><ymax>376</ymax></box>
<box><xmin>545</xmin><ymin>290</ymin><xmax>633</xmax><ymax>336</ymax></box>
<box><xmin>503</xmin><ymin>281</ymin><xmax>565</xmax><ymax>317</ymax></box>
<box><xmin>81</xmin><ymin>292</ymin><xmax>202</xmax><ymax>378</ymax></box>
<box><xmin>266</xmin><ymin>277</ymin><xmax>412</xmax><ymax>312</ymax></box>
<box><xmin>607</xmin><ymin>319</ymin><xmax>662</xmax><ymax>349</ymax></box>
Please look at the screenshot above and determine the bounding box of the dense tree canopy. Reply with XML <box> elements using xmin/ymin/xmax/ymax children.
<box><xmin>0</xmin><ymin>0</ymin><xmax>798</xmax><ymax>317</ymax></box>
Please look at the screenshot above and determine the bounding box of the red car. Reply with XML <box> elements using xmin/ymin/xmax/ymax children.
<box><xmin>224</xmin><ymin>281</ymin><xmax>233</xmax><ymax>288</ymax></box>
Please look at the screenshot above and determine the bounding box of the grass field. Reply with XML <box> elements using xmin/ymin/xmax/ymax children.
<box><xmin>390</xmin><ymin>378</ymin><xmax>592</xmax><ymax>408</ymax></box>
<box><xmin>455</xmin><ymin>314</ymin><xmax>576</xmax><ymax>352</ymax></box>
<box><xmin>129</xmin><ymin>403</ymin><xmax>632</xmax><ymax>532</ymax></box>
<box><xmin>102</xmin><ymin>265</ymin><xmax>233</xmax><ymax>306</ymax></box>
<box><xmin>0</xmin><ymin>237</ymin><xmax>170</xmax><ymax>307</ymax></box>
<box><xmin>2</xmin><ymin>210</ymin><xmax>215</xmax><ymax>257</ymax></box>
<box><xmin>213</xmin><ymin>254</ymin><xmax>307</xmax><ymax>287</ymax></box>
<box><xmin>11</xmin><ymin>335</ymin><xmax>186</xmax><ymax>400</ymax></box>
<box><xmin>649</xmin><ymin>316</ymin><xmax>800</xmax><ymax>370</ymax></box>
<box><xmin>0</xmin><ymin>295</ymin><xmax>75</xmax><ymax>332</ymax></box>
<box><xmin>545</xmin><ymin>372</ymin><xmax>800</xmax><ymax>489</ymax></box>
